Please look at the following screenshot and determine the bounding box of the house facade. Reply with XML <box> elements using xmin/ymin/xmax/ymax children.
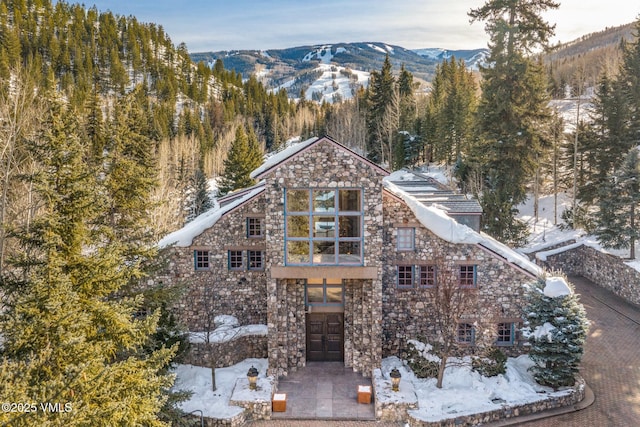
<box><xmin>157</xmin><ymin>136</ymin><xmax>541</xmax><ymax>378</ymax></box>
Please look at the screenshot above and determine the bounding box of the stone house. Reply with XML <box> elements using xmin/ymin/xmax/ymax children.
<box><xmin>157</xmin><ymin>136</ymin><xmax>543</xmax><ymax>378</ymax></box>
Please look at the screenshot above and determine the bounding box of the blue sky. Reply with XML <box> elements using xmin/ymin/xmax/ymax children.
<box><xmin>81</xmin><ymin>1</ymin><xmax>638</xmax><ymax>52</ymax></box>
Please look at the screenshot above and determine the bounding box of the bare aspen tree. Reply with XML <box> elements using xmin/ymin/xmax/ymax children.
<box><xmin>427</xmin><ymin>250</ymin><xmax>480</xmax><ymax>388</ymax></box>
<box><xmin>0</xmin><ymin>69</ymin><xmax>42</xmax><ymax>273</ymax></box>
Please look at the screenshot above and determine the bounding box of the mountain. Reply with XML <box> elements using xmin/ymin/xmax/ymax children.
<box><xmin>543</xmin><ymin>22</ymin><xmax>636</xmax><ymax>98</ymax></box>
<box><xmin>190</xmin><ymin>43</ymin><xmax>487</xmax><ymax>100</ymax></box>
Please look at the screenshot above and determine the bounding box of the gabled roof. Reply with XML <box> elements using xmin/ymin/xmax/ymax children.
<box><xmin>383</xmin><ymin>180</ymin><xmax>541</xmax><ymax>278</ymax></box>
<box><xmin>158</xmin><ymin>183</ymin><xmax>265</xmax><ymax>248</ymax></box>
<box><xmin>250</xmin><ymin>135</ymin><xmax>389</xmax><ymax>179</ymax></box>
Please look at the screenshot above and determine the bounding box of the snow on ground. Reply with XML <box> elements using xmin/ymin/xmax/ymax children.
<box><xmin>379</xmin><ymin>355</ymin><xmax>569</xmax><ymax>423</ymax></box>
<box><xmin>303</xmin><ymin>63</ymin><xmax>370</xmax><ymax>104</ymax></box>
<box><xmin>517</xmin><ymin>191</ymin><xmax>640</xmax><ymax>272</ymax></box>
<box><xmin>174</xmin><ymin>354</ymin><xmax>568</xmax><ymax>423</ymax></box>
<box><xmin>549</xmin><ymin>97</ymin><xmax>592</xmax><ymax>133</ymax></box>
<box><xmin>172</xmin><ymin>358</ymin><xmax>268</xmax><ymax>419</ymax></box>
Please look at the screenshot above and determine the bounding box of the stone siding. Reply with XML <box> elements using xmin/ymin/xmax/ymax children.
<box><xmin>156</xmin><ymin>196</ymin><xmax>268</xmax><ymax>331</ymax></box>
<box><xmin>538</xmin><ymin>244</ymin><xmax>640</xmax><ymax>306</ymax></box>
<box><xmin>260</xmin><ymin>139</ymin><xmax>386</xmax><ymax>377</ymax></box>
<box><xmin>381</xmin><ymin>193</ymin><xmax>535</xmax><ymax>358</ymax></box>
<box><xmin>183</xmin><ymin>335</ymin><xmax>268</xmax><ymax>368</ymax></box>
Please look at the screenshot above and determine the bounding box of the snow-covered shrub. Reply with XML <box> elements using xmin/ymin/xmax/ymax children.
<box><xmin>404</xmin><ymin>339</ymin><xmax>440</xmax><ymax>379</ymax></box>
<box><xmin>523</xmin><ymin>276</ymin><xmax>589</xmax><ymax>389</ymax></box>
<box><xmin>472</xmin><ymin>347</ymin><xmax>507</xmax><ymax>377</ymax></box>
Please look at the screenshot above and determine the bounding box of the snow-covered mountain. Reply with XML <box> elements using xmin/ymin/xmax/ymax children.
<box><xmin>191</xmin><ymin>42</ymin><xmax>487</xmax><ymax>103</ymax></box>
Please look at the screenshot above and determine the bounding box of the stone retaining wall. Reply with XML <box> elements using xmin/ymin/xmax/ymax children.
<box><xmin>536</xmin><ymin>244</ymin><xmax>640</xmax><ymax>306</ymax></box>
<box><xmin>405</xmin><ymin>377</ymin><xmax>585</xmax><ymax>427</ymax></box>
<box><xmin>183</xmin><ymin>334</ymin><xmax>268</xmax><ymax>368</ymax></box>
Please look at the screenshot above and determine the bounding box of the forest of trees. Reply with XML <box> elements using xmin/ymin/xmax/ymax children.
<box><xmin>0</xmin><ymin>0</ymin><xmax>639</xmax><ymax>423</ymax></box>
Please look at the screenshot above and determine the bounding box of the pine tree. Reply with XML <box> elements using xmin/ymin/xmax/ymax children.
<box><xmin>469</xmin><ymin>0</ymin><xmax>557</xmax><ymax>245</ymax></box>
<box><xmin>366</xmin><ymin>55</ymin><xmax>396</xmax><ymax>165</ymax></box>
<box><xmin>0</xmin><ymin>95</ymin><xmax>174</xmax><ymax>426</ymax></box>
<box><xmin>218</xmin><ymin>125</ymin><xmax>264</xmax><ymax>195</ymax></box>
<box><xmin>524</xmin><ymin>278</ymin><xmax>588</xmax><ymax>390</ymax></box>
<box><xmin>595</xmin><ymin>147</ymin><xmax>640</xmax><ymax>259</ymax></box>
<box><xmin>423</xmin><ymin>57</ymin><xmax>478</xmax><ymax>166</ymax></box>
<box><xmin>186</xmin><ymin>168</ymin><xmax>213</xmax><ymax>223</ymax></box>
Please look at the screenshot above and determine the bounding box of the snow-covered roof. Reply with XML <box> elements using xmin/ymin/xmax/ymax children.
<box><xmin>250</xmin><ymin>135</ymin><xmax>388</xmax><ymax>179</ymax></box>
<box><xmin>385</xmin><ymin>169</ymin><xmax>482</xmax><ymax>215</ymax></box>
<box><xmin>383</xmin><ymin>180</ymin><xmax>542</xmax><ymax>278</ymax></box>
<box><xmin>158</xmin><ymin>184</ymin><xmax>265</xmax><ymax>248</ymax></box>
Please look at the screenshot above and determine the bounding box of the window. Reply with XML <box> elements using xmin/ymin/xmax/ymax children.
<box><xmin>459</xmin><ymin>265</ymin><xmax>477</xmax><ymax>287</ymax></box>
<box><xmin>248</xmin><ymin>250</ymin><xmax>264</xmax><ymax>270</ymax></box>
<box><xmin>397</xmin><ymin>265</ymin><xmax>414</xmax><ymax>288</ymax></box>
<box><xmin>305</xmin><ymin>278</ymin><xmax>344</xmax><ymax>306</ymax></box>
<box><xmin>194</xmin><ymin>250</ymin><xmax>210</xmax><ymax>270</ymax></box>
<box><xmin>247</xmin><ymin>217</ymin><xmax>264</xmax><ymax>238</ymax></box>
<box><xmin>228</xmin><ymin>250</ymin><xmax>243</xmax><ymax>270</ymax></box>
<box><xmin>457</xmin><ymin>323</ymin><xmax>475</xmax><ymax>344</ymax></box>
<box><xmin>397</xmin><ymin>227</ymin><xmax>415</xmax><ymax>251</ymax></box>
<box><xmin>497</xmin><ymin>322</ymin><xmax>515</xmax><ymax>345</ymax></box>
<box><xmin>285</xmin><ymin>188</ymin><xmax>363</xmax><ymax>265</ymax></box>
<box><xmin>418</xmin><ymin>265</ymin><xmax>436</xmax><ymax>287</ymax></box>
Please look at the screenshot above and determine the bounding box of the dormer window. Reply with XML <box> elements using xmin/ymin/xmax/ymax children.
<box><xmin>285</xmin><ymin>188</ymin><xmax>363</xmax><ymax>265</ymax></box>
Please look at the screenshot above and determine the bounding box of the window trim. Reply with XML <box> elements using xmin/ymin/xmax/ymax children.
<box><xmin>396</xmin><ymin>265</ymin><xmax>414</xmax><ymax>288</ymax></box>
<box><xmin>418</xmin><ymin>265</ymin><xmax>436</xmax><ymax>288</ymax></box>
<box><xmin>246</xmin><ymin>217</ymin><xmax>264</xmax><ymax>238</ymax></box>
<box><xmin>284</xmin><ymin>188</ymin><xmax>364</xmax><ymax>266</ymax></box>
<box><xmin>194</xmin><ymin>250</ymin><xmax>210</xmax><ymax>271</ymax></box>
<box><xmin>459</xmin><ymin>264</ymin><xmax>477</xmax><ymax>288</ymax></box>
<box><xmin>457</xmin><ymin>322</ymin><xmax>475</xmax><ymax>344</ymax></box>
<box><xmin>496</xmin><ymin>322</ymin><xmax>515</xmax><ymax>346</ymax></box>
<box><xmin>397</xmin><ymin>227</ymin><xmax>415</xmax><ymax>251</ymax></box>
<box><xmin>247</xmin><ymin>250</ymin><xmax>264</xmax><ymax>271</ymax></box>
<box><xmin>305</xmin><ymin>278</ymin><xmax>344</xmax><ymax>306</ymax></box>
<box><xmin>228</xmin><ymin>250</ymin><xmax>244</xmax><ymax>271</ymax></box>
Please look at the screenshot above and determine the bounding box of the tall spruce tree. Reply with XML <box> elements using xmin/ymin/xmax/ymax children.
<box><xmin>218</xmin><ymin>125</ymin><xmax>263</xmax><ymax>195</ymax></box>
<box><xmin>595</xmin><ymin>147</ymin><xmax>640</xmax><ymax>259</ymax></box>
<box><xmin>469</xmin><ymin>0</ymin><xmax>557</xmax><ymax>245</ymax></box>
<box><xmin>366</xmin><ymin>55</ymin><xmax>396</xmax><ymax>166</ymax></box>
<box><xmin>524</xmin><ymin>278</ymin><xmax>588</xmax><ymax>390</ymax></box>
<box><xmin>0</xmin><ymin>95</ymin><xmax>174</xmax><ymax>426</ymax></box>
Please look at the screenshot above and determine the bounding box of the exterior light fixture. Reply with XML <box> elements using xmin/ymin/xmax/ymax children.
<box><xmin>247</xmin><ymin>366</ymin><xmax>259</xmax><ymax>390</ymax></box>
<box><xmin>390</xmin><ymin>368</ymin><xmax>401</xmax><ymax>392</ymax></box>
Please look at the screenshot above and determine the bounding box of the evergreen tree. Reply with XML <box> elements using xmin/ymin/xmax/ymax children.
<box><xmin>524</xmin><ymin>278</ymin><xmax>589</xmax><ymax>390</ymax></box>
<box><xmin>218</xmin><ymin>125</ymin><xmax>263</xmax><ymax>195</ymax></box>
<box><xmin>595</xmin><ymin>147</ymin><xmax>640</xmax><ymax>259</ymax></box>
<box><xmin>469</xmin><ymin>0</ymin><xmax>557</xmax><ymax>245</ymax></box>
<box><xmin>0</xmin><ymin>95</ymin><xmax>174</xmax><ymax>426</ymax></box>
<box><xmin>423</xmin><ymin>57</ymin><xmax>478</xmax><ymax>165</ymax></box>
<box><xmin>366</xmin><ymin>55</ymin><xmax>396</xmax><ymax>165</ymax></box>
<box><xmin>186</xmin><ymin>168</ymin><xmax>214</xmax><ymax>223</ymax></box>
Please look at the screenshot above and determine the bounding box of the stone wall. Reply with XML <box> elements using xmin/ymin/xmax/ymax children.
<box><xmin>381</xmin><ymin>192</ymin><xmax>535</xmax><ymax>358</ymax></box>
<box><xmin>405</xmin><ymin>377</ymin><xmax>585</xmax><ymax>427</ymax></box>
<box><xmin>155</xmin><ymin>196</ymin><xmax>268</xmax><ymax>331</ymax></box>
<box><xmin>537</xmin><ymin>244</ymin><xmax>640</xmax><ymax>306</ymax></box>
<box><xmin>183</xmin><ymin>334</ymin><xmax>268</xmax><ymax>368</ymax></box>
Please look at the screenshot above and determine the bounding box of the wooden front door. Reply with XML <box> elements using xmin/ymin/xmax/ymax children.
<box><xmin>306</xmin><ymin>313</ymin><xmax>344</xmax><ymax>361</ymax></box>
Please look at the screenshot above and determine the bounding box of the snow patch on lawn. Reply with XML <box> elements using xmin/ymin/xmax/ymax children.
<box><xmin>173</xmin><ymin>358</ymin><xmax>269</xmax><ymax>419</ymax></box>
<box><xmin>379</xmin><ymin>355</ymin><xmax>569</xmax><ymax>422</ymax></box>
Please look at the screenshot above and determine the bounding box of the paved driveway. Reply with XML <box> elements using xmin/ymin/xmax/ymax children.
<box><xmin>522</xmin><ymin>275</ymin><xmax>640</xmax><ymax>427</ymax></box>
<box><xmin>250</xmin><ymin>276</ymin><xmax>640</xmax><ymax>427</ymax></box>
